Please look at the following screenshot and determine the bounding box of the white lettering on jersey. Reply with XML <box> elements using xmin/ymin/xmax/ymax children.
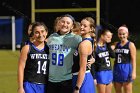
<box><xmin>115</xmin><ymin>49</ymin><xmax>129</xmax><ymax>54</ymax></box>
<box><xmin>48</xmin><ymin>44</ymin><xmax>69</xmax><ymax>52</ymax></box>
<box><xmin>98</xmin><ymin>51</ymin><xmax>109</xmax><ymax>58</ymax></box>
<box><xmin>30</xmin><ymin>54</ymin><xmax>48</xmax><ymax>59</ymax></box>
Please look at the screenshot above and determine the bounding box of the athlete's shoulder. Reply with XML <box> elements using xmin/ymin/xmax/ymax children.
<box><xmin>129</xmin><ymin>41</ymin><xmax>136</xmax><ymax>49</ymax></box>
<box><xmin>129</xmin><ymin>41</ymin><xmax>135</xmax><ymax>45</ymax></box>
<box><xmin>21</xmin><ymin>44</ymin><xmax>30</xmax><ymax>50</ymax></box>
<box><xmin>48</xmin><ymin>32</ymin><xmax>58</xmax><ymax>37</ymax></box>
<box><xmin>72</xmin><ymin>33</ymin><xmax>81</xmax><ymax>38</ymax></box>
<box><xmin>79</xmin><ymin>40</ymin><xmax>92</xmax><ymax>49</ymax></box>
<box><xmin>114</xmin><ymin>41</ymin><xmax>120</xmax><ymax>49</ymax></box>
<box><xmin>71</xmin><ymin>33</ymin><xmax>82</xmax><ymax>41</ymax></box>
<box><xmin>47</xmin><ymin>33</ymin><xmax>58</xmax><ymax>42</ymax></box>
<box><xmin>66</xmin><ymin>33</ymin><xmax>82</xmax><ymax>43</ymax></box>
<box><xmin>20</xmin><ymin>44</ymin><xmax>30</xmax><ymax>55</ymax></box>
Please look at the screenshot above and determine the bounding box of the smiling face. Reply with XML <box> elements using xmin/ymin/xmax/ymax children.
<box><xmin>32</xmin><ymin>24</ymin><xmax>48</xmax><ymax>43</ymax></box>
<box><xmin>118</xmin><ymin>26</ymin><xmax>129</xmax><ymax>41</ymax></box>
<box><xmin>59</xmin><ymin>17</ymin><xmax>74</xmax><ymax>35</ymax></box>
<box><xmin>103</xmin><ymin>31</ymin><xmax>113</xmax><ymax>43</ymax></box>
<box><xmin>80</xmin><ymin>19</ymin><xmax>93</xmax><ymax>36</ymax></box>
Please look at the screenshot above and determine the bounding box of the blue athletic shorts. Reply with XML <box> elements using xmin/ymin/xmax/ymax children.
<box><xmin>95</xmin><ymin>70</ymin><xmax>113</xmax><ymax>84</ymax></box>
<box><xmin>72</xmin><ymin>71</ymin><xmax>96</xmax><ymax>93</ymax></box>
<box><xmin>23</xmin><ymin>81</ymin><xmax>47</xmax><ymax>93</ymax></box>
<box><xmin>113</xmin><ymin>63</ymin><xmax>132</xmax><ymax>82</ymax></box>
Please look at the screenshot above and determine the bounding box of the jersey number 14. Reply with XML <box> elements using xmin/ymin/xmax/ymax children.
<box><xmin>37</xmin><ymin>61</ymin><xmax>47</xmax><ymax>74</ymax></box>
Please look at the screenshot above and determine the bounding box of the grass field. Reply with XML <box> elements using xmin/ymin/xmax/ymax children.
<box><xmin>0</xmin><ymin>49</ymin><xmax>139</xmax><ymax>93</ymax></box>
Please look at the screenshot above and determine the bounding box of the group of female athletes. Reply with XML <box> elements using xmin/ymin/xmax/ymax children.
<box><xmin>17</xmin><ymin>14</ymin><xmax>136</xmax><ymax>93</ymax></box>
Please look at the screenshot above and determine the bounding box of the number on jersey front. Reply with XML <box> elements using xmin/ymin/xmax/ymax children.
<box><xmin>117</xmin><ymin>54</ymin><xmax>122</xmax><ymax>63</ymax></box>
<box><xmin>37</xmin><ymin>61</ymin><xmax>47</xmax><ymax>74</ymax></box>
<box><xmin>105</xmin><ymin>57</ymin><xmax>110</xmax><ymax>67</ymax></box>
<box><xmin>52</xmin><ymin>53</ymin><xmax>64</xmax><ymax>66</ymax></box>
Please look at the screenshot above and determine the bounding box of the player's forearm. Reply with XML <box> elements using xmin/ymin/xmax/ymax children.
<box><xmin>130</xmin><ymin>42</ymin><xmax>136</xmax><ymax>73</ymax></box>
<box><xmin>18</xmin><ymin>69</ymin><xmax>24</xmax><ymax>88</ymax></box>
<box><xmin>17</xmin><ymin>62</ymin><xmax>25</xmax><ymax>89</ymax></box>
<box><xmin>76</xmin><ymin>69</ymin><xmax>86</xmax><ymax>88</ymax></box>
<box><xmin>131</xmin><ymin>59</ymin><xmax>136</xmax><ymax>74</ymax></box>
<box><xmin>131</xmin><ymin>50</ymin><xmax>136</xmax><ymax>80</ymax></box>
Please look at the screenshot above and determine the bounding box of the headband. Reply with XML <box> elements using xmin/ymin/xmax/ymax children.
<box><xmin>60</xmin><ymin>14</ymin><xmax>75</xmax><ymax>23</ymax></box>
<box><xmin>118</xmin><ymin>26</ymin><xmax>128</xmax><ymax>33</ymax></box>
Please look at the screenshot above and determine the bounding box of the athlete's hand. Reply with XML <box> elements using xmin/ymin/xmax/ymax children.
<box><xmin>17</xmin><ymin>87</ymin><xmax>25</xmax><ymax>93</ymax></box>
<box><xmin>132</xmin><ymin>71</ymin><xmax>136</xmax><ymax>80</ymax></box>
<box><xmin>73</xmin><ymin>90</ymin><xmax>79</xmax><ymax>93</ymax></box>
<box><xmin>87</xmin><ymin>56</ymin><xmax>95</xmax><ymax>69</ymax></box>
<box><xmin>94</xmin><ymin>79</ymin><xmax>97</xmax><ymax>86</ymax></box>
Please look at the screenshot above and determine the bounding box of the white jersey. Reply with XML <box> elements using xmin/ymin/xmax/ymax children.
<box><xmin>47</xmin><ymin>32</ymin><xmax>82</xmax><ymax>82</ymax></box>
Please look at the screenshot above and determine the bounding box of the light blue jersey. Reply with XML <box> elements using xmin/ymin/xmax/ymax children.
<box><xmin>47</xmin><ymin>32</ymin><xmax>82</xmax><ymax>82</ymax></box>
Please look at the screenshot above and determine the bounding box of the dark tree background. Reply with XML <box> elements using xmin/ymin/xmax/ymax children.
<box><xmin>0</xmin><ymin>0</ymin><xmax>140</xmax><ymax>48</ymax></box>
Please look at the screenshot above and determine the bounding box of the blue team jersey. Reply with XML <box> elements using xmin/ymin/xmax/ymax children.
<box><xmin>72</xmin><ymin>38</ymin><xmax>94</xmax><ymax>73</ymax></box>
<box><xmin>23</xmin><ymin>42</ymin><xmax>49</xmax><ymax>93</ymax></box>
<box><xmin>114</xmin><ymin>41</ymin><xmax>131</xmax><ymax>64</ymax></box>
<box><xmin>94</xmin><ymin>44</ymin><xmax>112</xmax><ymax>71</ymax></box>
<box><xmin>113</xmin><ymin>41</ymin><xmax>132</xmax><ymax>82</ymax></box>
<box><xmin>94</xmin><ymin>43</ymin><xmax>113</xmax><ymax>84</ymax></box>
<box><xmin>72</xmin><ymin>38</ymin><xmax>96</xmax><ymax>93</ymax></box>
<box><xmin>24</xmin><ymin>42</ymin><xmax>49</xmax><ymax>84</ymax></box>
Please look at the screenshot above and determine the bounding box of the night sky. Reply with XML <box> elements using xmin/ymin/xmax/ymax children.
<box><xmin>0</xmin><ymin>0</ymin><xmax>140</xmax><ymax>46</ymax></box>
<box><xmin>0</xmin><ymin>0</ymin><xmax>140</xmax><ymax>30</ymax></box>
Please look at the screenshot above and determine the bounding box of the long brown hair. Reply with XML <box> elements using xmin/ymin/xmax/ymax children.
<box><xmin>82</xmin><ymin>17</ymin><xmax>97</xmax><ymax>51</ymax></box>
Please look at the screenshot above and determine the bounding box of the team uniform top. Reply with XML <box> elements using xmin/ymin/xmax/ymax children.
<box><xmin>114</xmin><ymin>41</ymin><xmax>130</xmax><ymax>64</ymax></box>
<box><xmin>113</xmin><ymin>41</ymin><xmax>132</xmax><ymax>82</ymax></box>
<box><xmin>47</xmin><ymin>32</ymin><xmax>82</xmax><ymax>82</ymax></box>
<box><xmin>24</xmin><ymin>42</ymin><xmax>49</xmax><ymax>84</ymax></box>
<box><xmin>94</xmin><ymin>43</ymin><xmax>113</xmax><ymax>71</ymax></box>
<box><xmin>72</xmin><ymin>38</ymin><xmax>94</xmax><ymax>73</ymax></box>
